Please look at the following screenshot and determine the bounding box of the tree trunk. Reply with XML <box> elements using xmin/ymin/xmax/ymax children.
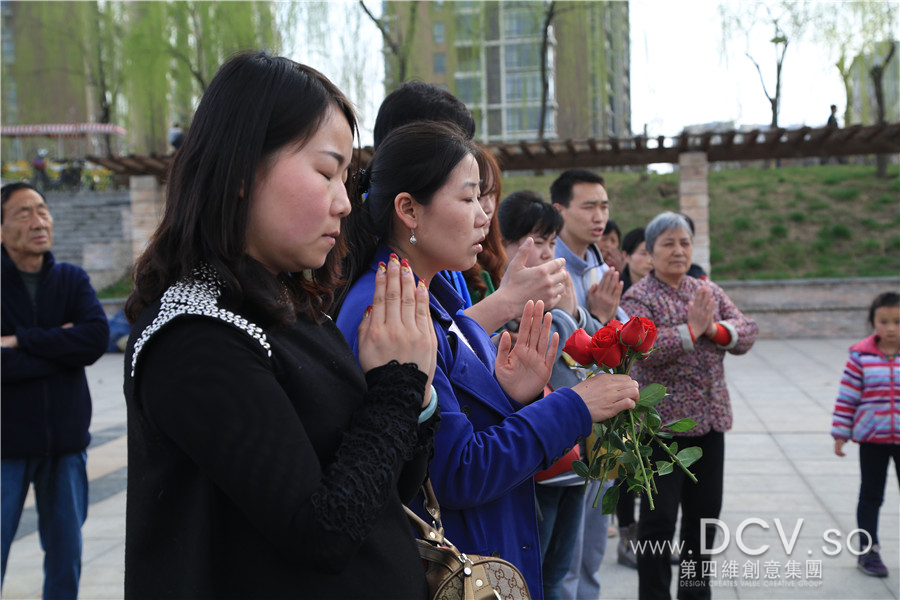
<box><xmin>871</xmin><ymin>42</ymin><xmax>896</xmax><ymax>178</ymax></box>
<box><xmin>537</xmin><ymin>2</ymin><xmax>555</xmax><ymax>144</ymax></box>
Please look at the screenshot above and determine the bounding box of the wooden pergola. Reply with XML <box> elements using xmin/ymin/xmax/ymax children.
<box><xmin>487</xmin><ymin>122</ymin><xmax>900</xmax><ymax>171</ymax></box>
<box><xmin>87</xmin><ymin>122</ymin><xmax>900</xmax><ymax>181</ymax></box>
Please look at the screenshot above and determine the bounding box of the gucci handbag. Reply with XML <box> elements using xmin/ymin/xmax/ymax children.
<box><xmin>405</xmin><ymin>480</ymin><xmax>531</xmax><ymax>600</ymax></box>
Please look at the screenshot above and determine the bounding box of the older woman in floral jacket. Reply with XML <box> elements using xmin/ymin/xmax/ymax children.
<box><xmin>621</xmin><ymin>211</ymin><xmax>757</xmax><ymax>600</ymax></box>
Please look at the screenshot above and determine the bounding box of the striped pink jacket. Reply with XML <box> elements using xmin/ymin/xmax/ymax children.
<box><xmin>831</xmin><ymin>334</ymin><xmax>900</xmax><ymax>444</ymax></box>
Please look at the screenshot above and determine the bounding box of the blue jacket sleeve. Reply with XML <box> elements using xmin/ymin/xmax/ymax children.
<box><xmin>428</xmin><ymin>369</ymin><xmax>591</xmax><ymax>510</ymax></box>
<box><xmin>15</xmin><ymin>269</ymin><xmax>109</xmax><ymax>368</ymax></box>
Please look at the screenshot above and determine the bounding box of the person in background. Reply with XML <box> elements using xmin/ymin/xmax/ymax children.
<box><xmin>372</xmin><ymin>80</ymin><xmax>476</xmax><ymax>150</ymax></box>
<box><xmin>676</xmin><ymin>213</ymin><xmax>708</xmax><ymax>280</ymax></box>
<box><xmin>122</xmin><ymin>51</ymin><xmax>438</xmax><ymax>599</ymax></box>
<box><xmin>461</xmin><ymin>150</ymin><xmax>507</xmax><ymax>307</ymax></box>
<box><xmin>168</xmin><ymin>123</ymin><xmax>184</xmax><ymax>152</ymax></box>
<box><xmin>1</xmin><ymin>182</ymin><xmax>109</xmax><ymax>600</ymax></box>
<box><xmin>497</xmin><ymin>189</ymin><xmax>604</xmax><ymax>599</ymax></box>
<box><xmin>335</xmin><ymin>121</ymin><xmax>640</xmax><ymax>599</ymax></box>
<box><xmin>621</xmin><ymin>211</ymin><xmax>757</xmax><ymax>600</ymax></box>
<box><xmin>620</xmin><ymin>226</ymin><xmax>652</xmax><ymax>295</ymax></box>
<box><xmin>827</xmin><ymin>104</ymin><xmax>839</xmax><ymax>128</ymax></box>
<box><xmin>550</xmin><ymin>168</ymin><xmax>628</xmax><ymax>600</ymax></box>
<box><xmin>371</xmin><ymin>81</ymin><xmax>568</xmax><ymax>335</ymax></box>
<box><xmin>831</xmin><ymin>291</ymin><xmax>900</xmax><ymax>578</ymax></box>
<box><xmin>600</xmin><ymin>218</ymin><xmax>625</xmax><ymax>273</ymax></box>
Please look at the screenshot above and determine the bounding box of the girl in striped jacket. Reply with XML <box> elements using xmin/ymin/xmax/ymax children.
<box><xmin>832</xmin><ymin>291</ymin><xmax>900</xmax><ymax>578</ymax></box>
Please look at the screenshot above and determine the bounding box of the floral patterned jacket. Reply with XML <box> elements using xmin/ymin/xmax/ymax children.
<box><xmin>621</xmin><ymin>273</ymin><xmax>758</xmax><ymax>435</ymax></box>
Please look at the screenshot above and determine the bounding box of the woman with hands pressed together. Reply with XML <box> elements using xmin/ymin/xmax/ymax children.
<box><xmin>122</xmin><ymin>52</ymin><xmax>438</xmax><ymax>599</ymax></box>
<box><xmin>334</xmin><ymin>121</ymin><xmax>639</xmax><ymax>599</ymax></box>
<box><xmin>620</xmin><ymin>211</ymin><xmax>757</xmax><ymax>600</ymax></box>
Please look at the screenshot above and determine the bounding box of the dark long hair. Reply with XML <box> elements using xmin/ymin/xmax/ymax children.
<box><xmin>463</xmin><ymin>149</ymin><xmax>507</xmax><ymax>299</ymax></box>
<box><xmin>125</xmin><ymin>51</ymin><xmax>358</xmax><ymax>327</ymax></box>
<box><xmin>333</xmin><ymin>121</ymin><xmax>477</xmax><ymax>314</ymax></box>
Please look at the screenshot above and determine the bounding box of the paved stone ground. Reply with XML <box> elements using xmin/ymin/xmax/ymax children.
<box><xmin>2</xmin><ymin>339</ymin><xmax>898</xmax><ymax>600</ymax></box>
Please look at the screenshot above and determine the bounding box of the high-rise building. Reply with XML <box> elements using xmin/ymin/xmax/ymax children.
<box><xmin>382</xmin><ymin>0</ymin><xmax>631</xmax><ymax>143</ymax></box>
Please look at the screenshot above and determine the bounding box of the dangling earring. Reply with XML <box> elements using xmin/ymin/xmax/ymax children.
<box><xmin>409</xmin><ymin>228</ymin><xmax>417</xmax><ymax>245</ymax></box>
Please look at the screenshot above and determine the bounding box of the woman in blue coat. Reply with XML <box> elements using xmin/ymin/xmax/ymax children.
<box><xmin>334</xmin><ymin>121</ymin><xmax>639</xmax><ymax>598</ymax></box>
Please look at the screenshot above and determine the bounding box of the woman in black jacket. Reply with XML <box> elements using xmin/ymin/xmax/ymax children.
<box><xmin>122</xmin><ymin>51</ymin><xmax>438</xmax><ymax>599</ymax></box>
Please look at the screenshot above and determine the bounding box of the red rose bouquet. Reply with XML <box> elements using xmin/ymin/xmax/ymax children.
<box><xmin>563</xmin><ymin>316</ymin><xmax>702</xmax><ymax>513</ymax></box>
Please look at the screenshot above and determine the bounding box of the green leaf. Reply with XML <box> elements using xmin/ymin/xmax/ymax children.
<box><xmin>656</xmin><ymin>460</ymin><xmax>674</xmax><ymax>475</ymax></box>
<box><xmin>600</xmin><ymin>484</ymin><xmax>620</xmax><ymax>514</ymax></box>
<box><xmin>609</xmin><ymin>430</ymin><xmax>627</xmax><ymax>452</ymax></box>
<box><xmin>572</xmin><ymin>460</ymin><xmax>590</xmax><ymax>478</ymax></box>
<box><xmin>665</xmin><ymin>418</ymin><xmax>699</xmax><ymax>433</ymax></box>
<box><xmin>668</xmin><ymin>442</ymin><xmax>679</xmax><ymax>454</ymax></box>
<box><xmin>637</xmin><ymin>383</ymin><xmax>667</xmax><ymax>406</ymax></box>
<box><xmin>618</xmin><ymin>452</ymin><xmax>639</xmax><ymax>468</ymax></box>
<box><xmin>676</xmin><ymin>447</ymin><xmax>703</xmax><ymax>468</ymax></box>
<box><xmin>639</xmin><ymin>445</ymin><xmax>653</xmax><ymax>457</ymax></box>
<box><xmin>589</xmin><ymin>457</ymin><xmax>607</xmax><ymax>478</ymax></box>
<box><xmin>656</xmin><ymin>431</ymin><xmax>673</xmax><ymax>439</ymax></box>
<box><xmin>646</xmin><ymin>412</ymin><xmax>662</xmax><ymax>431</ymax></box>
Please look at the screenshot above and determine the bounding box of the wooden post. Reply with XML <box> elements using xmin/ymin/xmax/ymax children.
<box><xmin>129</xmin><ymin>175</ymin><xmax>164</xmax><ymax>263</ymax></box>
<box><xmin>678</xmin><ymin>152</ymin><xmax>710</xmax><ymax>276</ymax></box>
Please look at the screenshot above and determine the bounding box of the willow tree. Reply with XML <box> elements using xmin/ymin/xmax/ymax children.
<box><xmin>121</xmin><ymin>2</ymin><xmax>170</xmax><ymax>154</ymax></box>
<box><xmin>85</xmin><ymin>1</ymin><xmax>125</xmax><ymax>157</ymax></box>
<box><xmin>815</xmin><ymin>1</ymin><xmax>897</xmax><ymax>177</ymax></box>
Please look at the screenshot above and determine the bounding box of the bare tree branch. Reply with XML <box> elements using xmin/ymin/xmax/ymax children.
<box><xmin>359</xmin><ymin>0</ymin><xmax>400</xmax><ymax>56</ymax></box>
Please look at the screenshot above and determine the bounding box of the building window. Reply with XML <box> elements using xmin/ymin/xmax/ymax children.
<box><xmin>433</xmin><ymin>21</ymin><xmax>445</xmax><ymax>44</ymax></box>
<box><xmin>455</xmin><ymin>75</ymin><xmax>482</xmax><ymax>104</ymax></box>
<box><xmin>504</xmin><ymin>42</ymin><xmax>540</xmax><ymax>70</ymax></box>
<box><xmin>505</xmin><ymin>73</ymin><xmax>542</xmax><ymax>102</ymax></box>
<box><xmin>433</xmin><ymin>52</ymin><xmax>446</xmax><ymax>75</ymax></box>
<box><xmin>501</xmin><ymin>5</ymin><xmax>538</xmax><ymax>38</ymax></box>
<box><xmin>457</xmin><ymin>45</ymin><xmax>482</xmax><ymax>73</ymax></box>
<box><xmin>455</xmin><ymin>12</ymin><xmax>479</xmax><ymax>42</ymax></box>
<box><xmin>506</xmin><ymin>106</ymin><xmax>543</xmax><ymax>133</ymax></box>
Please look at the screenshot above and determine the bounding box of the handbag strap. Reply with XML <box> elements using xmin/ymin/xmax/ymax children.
<box><xmin>404</xmin><ymin>478</ymin><xmax>449</xmax><ymax>546</ymax></box>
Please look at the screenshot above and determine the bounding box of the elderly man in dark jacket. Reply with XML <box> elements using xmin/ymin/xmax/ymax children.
<box><xmin>1</xmin><ymin>182</ymin><xmax>109</xmax><ymax>600</ymax></box>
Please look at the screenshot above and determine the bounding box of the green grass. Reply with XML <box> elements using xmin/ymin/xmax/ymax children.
<box><xmin>500</xmin><ymin>162</ymin><xmax>900</xmax><ymax>281</ymax></box>
<box><xmin>97</xmin><ymin>274</ymin><xmax>132</xmax><ymax>299</ymax></box>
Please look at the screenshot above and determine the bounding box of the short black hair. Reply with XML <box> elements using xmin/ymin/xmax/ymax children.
<box><xmin>373</xmin><ymin>81</ymin><xmax>476</xmax><ymax>149</ymax></box>
<box><xmin>868</xmin><ymin>291</ymin><xmax>900</xmax><ymax>329</ymax></box>
<box><xmin>621</xmin><ymin>227</ymin><xmax>645</xmax><ymax>255</ymax></box>
<box><xmin>603</xmin><ymin>219</ymin><xmax>621</xmax><ymax>243</ymax></box>
<box><xmin>549</xmin><ymin>169</ymin><xmax>605</xmax><ymax>207</ymax></box>
<box><xmin>497</xmin><ymin>190</ymin><xmax>562</xmax><ymax>243</ymax></box>
<box><xmin>1</xmin><ymin>182</ymin><xmax>46</xmax><ymax>224</ymax></box>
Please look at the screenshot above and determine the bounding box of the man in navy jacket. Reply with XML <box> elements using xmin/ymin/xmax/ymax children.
<box><xmin>1</xmin><ymin>182</ymin><xmax>108</xmax><ymax>600</ymax></box>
